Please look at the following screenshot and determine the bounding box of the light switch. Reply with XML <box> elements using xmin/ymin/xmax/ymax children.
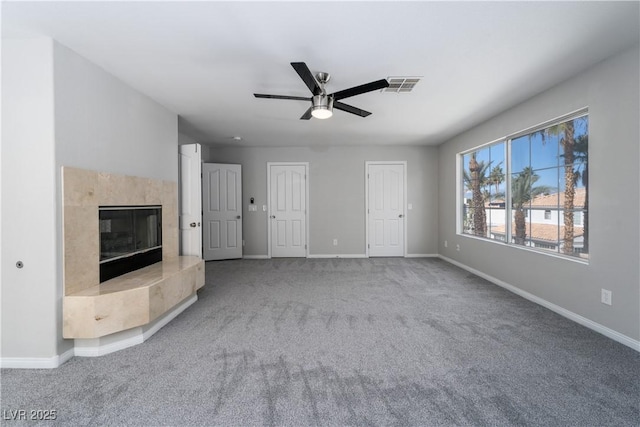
<box><xmin>262</xmin><ymin>205</ymin><xmax>267</xmax><ymax>212</ymax></box>
<box><xmin>408</xmin><ymin>203</ymin><xmax>413</xmax><ymax>210</ymax></box>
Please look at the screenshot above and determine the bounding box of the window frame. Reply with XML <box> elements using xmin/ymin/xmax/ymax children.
<box><xmin>457</xmin><ymin>108</ymin><xmax>589</xmax><ymax>264</ymax></box>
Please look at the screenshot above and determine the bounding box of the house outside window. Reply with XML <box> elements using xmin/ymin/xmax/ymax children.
<box><xmin>459</xmin><ymin>111</ymin><xmax>588</xmax><ymax>261</ymax></box>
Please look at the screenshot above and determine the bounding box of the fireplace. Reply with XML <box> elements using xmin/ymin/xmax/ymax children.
<box><xmin>99</xmin><ymin>206</ymin><xmax>162</xmax><ymax>282</ymax></box>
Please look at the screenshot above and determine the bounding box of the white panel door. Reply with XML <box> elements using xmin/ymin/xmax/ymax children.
<box><xmin>269</xmin><ymin>164</ymin><xmax>307</xmax><ymax>258</ymax></box>
<box><xmin>368</xmin><ymin>163</ymin><xmax>405</xmax><ymax>257</ymax></box>
<box><xmin>179</xmin><ymin>144</ymin><xmax>202</xmax><ymax>257</ymax></box>
<box><xmin>203</xmin><ymin>163</ymin><xmax>242</xmax><ymax>261</ymax></box>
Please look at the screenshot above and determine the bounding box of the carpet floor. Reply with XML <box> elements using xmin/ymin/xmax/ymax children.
<box><xmin>1</xmin><ymin>258</ymin><xmax>638</xmax><ymax>426</ymax></box>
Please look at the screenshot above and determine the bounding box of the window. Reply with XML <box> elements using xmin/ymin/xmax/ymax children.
<box><xmin>574</xmin><ymin>211</ymin><xmax>583</xmax><ymax>226</ymax></box>
<box><xmin>460</xmin><ymin>111</ymin><xmax>588</xmax><ymax>260</ymax></box>
<box><xmin>461</xmin><ymin>142</ymin><xmax>506</xmax><ymax>242</ymax></box>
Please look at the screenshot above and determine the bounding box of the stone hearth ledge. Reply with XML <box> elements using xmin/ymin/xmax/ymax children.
<box><xmin>63</xmin><ymin>256</ymin><xmax>204</xmax><ymax>339</ymax></box>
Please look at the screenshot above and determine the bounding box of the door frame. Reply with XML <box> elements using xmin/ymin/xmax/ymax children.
<box><xmin>365</xmin><ymin>161</ymin><xmax>408</xmax><ymax>258</ymax></box>
<box><xmin>267</xmin><ymin>162</ymin><xmax>310</xmax><ymax>258</ymax></box>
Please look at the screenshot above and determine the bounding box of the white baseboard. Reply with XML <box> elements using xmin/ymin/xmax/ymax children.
<box><xmin>247</xmin><ymin>254</ymin><xmax>437</xmax><ymax>259</ymax></box>
<box><xmin>74</xmin><ymin>330</ymin><xmax>144</xmax><ymax>358</ymax></box>
<box><xmin>1</xmin><ymin>294</ymin><xmax>199</xmax><ymax>368</ymax></box>
<box><xmin>0</xmin><ymin>347</ymin><xmax>75</xmax><ymax>369</ymax></box>
<box><xmin>438</xmin><ymin>255</ymin><xmax>640</xmax><ymax>352</ymax></box>
<box><xmin>308</xmin><ymin>254</ymin><xmax>367</xmax><ymax>259</ymax></box>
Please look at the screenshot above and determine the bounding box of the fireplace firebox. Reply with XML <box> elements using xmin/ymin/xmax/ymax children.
<box><xmin>99</xmin><ymin>206</ymin><xmax>162</xmax><ymax>282</ymax></box>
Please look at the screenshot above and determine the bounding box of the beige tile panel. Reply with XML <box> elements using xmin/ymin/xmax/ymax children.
<box><xmin>63</xmin><ymin>297</ymin><xmax>96</xmax><ymax>338</ymax></box>
<box><xmin>63</xmin><ymin>205</ymin><xmax>99</xmax><ymax>295</ymax></box>
<box><xmin>63</xmin><ymin>256</ymin><xmax>204</xmax><ymax>339</ymax></box>
<box><xmin>195</xmin><ymin>261</ymin><xmax>205</xmax><ymax>290</ymax></box>
<box><xmin>149</xmin><ymin>268</ymin><xmax>196</xmax><ymax>321</ymax></box>
<box><xmin>62</xmin><ymin>167</ymin><xmax>179</xmax><ymax>295</ymax></box>
<box><xmin>93</xmin><ymin>288</ymin><xmax>150</xmax><ymax>337</ymax></box>
<box><xmin>62</xmin><ymin>166</ymin><xmax>193</xmax><ymax>338</ymax></box>
<box><xmin>63</xmin><ymin>167</ymin><xmax>99</xmax><ymax>207</ymax></box>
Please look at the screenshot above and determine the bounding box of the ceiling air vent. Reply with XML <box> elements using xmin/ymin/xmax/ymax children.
<box><xmin>383</xmin><ymin>77</ymin><xmax>421</xmax><ymax>93</ymax></box>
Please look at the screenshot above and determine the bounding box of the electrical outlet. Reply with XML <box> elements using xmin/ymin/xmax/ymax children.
<box><xmin>333</xmin><ymin>238</ymin><xmax>338</xmax><ymax>246</ymax></box>
<box><xmin>444</xmin><ymin>240</ymin><xmax>448</xmax><ymax>248</ymax></box>
<box><xmin>601</xmin><ymin>289</ymin><xmax>612</xmax><ymax>306</ymax></box>
<box><xmin>456</xmin><ymin>244</ymin><xmax>460</xmax><ymax>252</ymax></box>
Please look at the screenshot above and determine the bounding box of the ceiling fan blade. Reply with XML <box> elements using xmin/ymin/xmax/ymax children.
<box><xmin>254</xmin><ymin>94</ymin><xmax>311</xmax><ymax>101</ymax></box>
<box><xmin>300</xmin><ymin>107</ymin><xmax>313</xmax><ymax>120</ymax></box>
<box><xmin>331</xmin><ymin>79</ymin><xmax>390</xmax><ymax>101</ymax></box>
<box><xmin>291</xmin><ymin>62</ymin><xmax>322</xmax><ymax>95</ymax></box>
<box><xmin>333</xmin><ymin>101</ymin><xmax>372</xmax><ymax>117</ymax></box>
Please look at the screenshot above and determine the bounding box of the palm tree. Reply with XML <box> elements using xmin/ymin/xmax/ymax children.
<box><xmin>464</xmin><ymin>153</ymin><xmax>492</xmax><ymax>237</ymax></box>
<box><xmin>489</xmin><ymin>164</ymin><xmax>505</xmax><ymax>195</ymax></box>
<box><xmin>537</xmin><ymin>118</ymin><xmax>587</xmax><ymax>254</ymax></box>
<box><xmin>511</xmin><ymin>167</ymin><xmax>553</xmax><ymax>245</ymax></box>
<box><xmin>573</xmin><ymin>134</ymin><xmax>588</xmax><ymax>253</ymax></box>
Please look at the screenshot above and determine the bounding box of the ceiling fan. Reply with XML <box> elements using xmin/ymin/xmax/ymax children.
<box><xmin>254</xmin><ymin>62</ymin><xmax>389</xmax><ymax>120</ymax></box>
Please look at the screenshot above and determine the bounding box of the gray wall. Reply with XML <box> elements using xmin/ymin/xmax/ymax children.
<box><xmin>1</xmin><ymin>38</ymin><xmax>179</xmax><ymax>361</ymax></box>
<box><xmin>438</xmin><ymin>46</ymin><xmax>640</xmax><ymax>341</ymax></box>
<box><xmin>2</xmin><ymin>38</ymin><xmax>58</xmax><ymax>359</ymax></box>
<box><xmin>207</xmin><ymin>145</ymin><xmax>439</xmax><ymax>257</ymax></box>
<box><xmin>54</xmin><ymin>42</ymin><xmax>178</xmax><ymax>182</ymax></box>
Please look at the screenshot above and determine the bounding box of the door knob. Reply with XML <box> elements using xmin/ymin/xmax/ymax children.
<box><xmin>236</xmin><ymin>215</ymin><xmax>241</xmax><ymax>219</ymax></box>
<box><xmin>270</xmin><ymin>215</ymin><xmax>276</xmax><ymax>219</ymax></box>
<box><xmin>398</xmin><ymin>214</ymin><xmax>404</xmax><ymax>218</ymax></box>
<box><xmin>190</xmin><ymin>222</ymin><xmax>197</xmax><ymax>227</ymax></box>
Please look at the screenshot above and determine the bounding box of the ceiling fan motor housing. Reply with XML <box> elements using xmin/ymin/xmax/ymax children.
<box><xmin>312</xmin><ymin>94</ymin><xmax>334</xmax><ymax>119</ymax></box>
<box><xmin>315</xmin><ymin>72</ymin><xmax>330</xmax><ymax>86</ymax></box>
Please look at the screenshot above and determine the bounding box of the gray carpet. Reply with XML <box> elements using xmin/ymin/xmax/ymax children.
<box><xmin>1</xmin><ymin>258</ymin><xmax>638</xmax><ymax>426</ymax></box>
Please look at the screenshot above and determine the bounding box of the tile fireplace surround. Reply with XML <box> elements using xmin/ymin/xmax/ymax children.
<box><xmin>62</xmin><ymin>167</ymin><xmax>204</xmax><ymax>341</ymax></box>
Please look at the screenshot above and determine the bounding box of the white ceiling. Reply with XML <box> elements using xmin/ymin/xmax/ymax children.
<box><xmin>3</xmin><ymin>1</ymin><xmax>639</xmax><ymax>147</ymax></box>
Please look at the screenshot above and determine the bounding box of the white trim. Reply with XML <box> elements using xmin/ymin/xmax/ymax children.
<box><xmin>365</xmin><ymin>161</ymin><xmax>408</xmax><ymax>258</ymax></box>
<box><xmin>267</xmin><ymin>162</ymin><xmax>310</xmax><ymax>259</ymax></box>
<box><xmin>307</xmin><ymin>254</ymin><xmax>367</xmax><ymax>259</ymax></box>
<box><xmin>59</xmin><ymin>347</ymin><xmax>76</xmax><ymax>365</ymax></box>
<box><xmin>438</xmin><ymin>255</ymin><xmax>640</xmax><ymax>352</ymax></box>
<box><xmin>456</xmin><ymin>153</ymin><xmax>462</xmax><ymax>235</ymax></box>
<box><xmin>243</xmin><ymin>254</ymin><xmax>269</xmax><ymax>259</ymax></box>
<box><xmin>405</xmin><ymin>253</ymin><xmax>439</xmax><ymax>258</ymax></box>
<box><xmin>0</xmin><ymin>348</ymin><xmax>75</xmax><ymax>369</ymax></box>
<box><xmin>74</xmin><ymin>330</ymin><xmax>144</xmax><ymax>358</ymax></box>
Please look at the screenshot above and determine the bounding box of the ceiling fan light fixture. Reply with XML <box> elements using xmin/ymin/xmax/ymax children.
<box><xmin>311</xmin><ymin>94</ymin><xmax>333</xmax><ymax>119</ymax></box>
